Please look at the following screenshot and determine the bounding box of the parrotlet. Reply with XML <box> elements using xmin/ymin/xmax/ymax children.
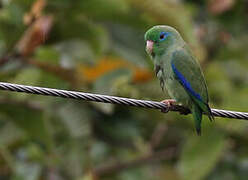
<box><xmin>144</xmin><ymin>25</ymin><xmax>213</xmax><ymax>135</ymax></box>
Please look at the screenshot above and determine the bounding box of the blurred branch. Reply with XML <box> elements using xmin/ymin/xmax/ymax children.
<box><xmin>0</xmin><ymin>1</ymin><xmax>52</xmax><ymax>69</ymax></box>
<box><xmin>0</xmin><ymin>54</ymin><xmax>78</xmax><ymax>85</ymax></box>
<box><xmin>23</xmin><ymin>58</ymin><xmax>77</xmax><ymax>84</ymax></box>
<box><xmin>0</xmin><ymin>8</ymin><xmax>78</xmax><ymax>85</ymax></box>
<box><xmin>24</xmin><ymin>0</ymin><xmax>47</xmax><ymax>25</ymax></box>
<box><xmin>16</xmin><ymin>15</ymin><xmax>53</xmax><ymax>57</ymax></box>
<box><xmin>94</xmin><ymin>147</ymin><xmax>176</xmax><ymax>176</ymax></box>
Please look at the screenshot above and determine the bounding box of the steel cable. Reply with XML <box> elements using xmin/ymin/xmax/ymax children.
<box><xmin>0</xmin><ymin>82</ymin><xmax>247</xmax><ymax>120</ymax></box>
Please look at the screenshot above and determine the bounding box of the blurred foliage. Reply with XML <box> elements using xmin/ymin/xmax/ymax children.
<box><xmin>0</xmin><ymin>0</ymin><xmax>247</xmax><ymax>179</ymax></box>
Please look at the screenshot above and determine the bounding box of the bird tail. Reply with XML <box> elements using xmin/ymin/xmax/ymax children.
<box><xmin>205</xmin><ymin>103</ymin><xmax>214</xmax><ymax>121</ymax></box>
<box><xmin>191</xmin><ymin>96</ymin><xmax>214</xmax><ymax>122</ymax></box>
<box><xmin>192</xmin><ymin>104</ymin><xmax>202</xmax><ymax>136</ymax></box>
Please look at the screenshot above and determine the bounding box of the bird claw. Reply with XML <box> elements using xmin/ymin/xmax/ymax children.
<box><xmin>160</xmin><ymin>99</ymin><xmax>176</xmax><ymax>113</ymax></box>
<box><xmin>161</xmin><ymin>107</ymin><xmax>169</xmax><ymax>113</ymax></box>
<box><xmin>179</xmin><ymin>109</ymin><xmax>191</xmax><ymax>115</ymax></box>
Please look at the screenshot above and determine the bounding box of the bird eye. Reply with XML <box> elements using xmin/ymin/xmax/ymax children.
<box><xmin>159</xmin><ymin>32</ymin><xmax>169</xmax><ymax>41</ymax></box>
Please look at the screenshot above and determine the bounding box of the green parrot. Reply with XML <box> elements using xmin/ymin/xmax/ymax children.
<box><xmin>144</xmin><ymin>25</ymin><xmax>213</xmax><ymax>135</ymax></box>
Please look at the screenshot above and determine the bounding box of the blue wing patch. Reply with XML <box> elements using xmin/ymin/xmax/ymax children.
<box><xmin>171</xmin><ymin>62</ymin><xmax>203</xmax><ymax>101</ymax></box>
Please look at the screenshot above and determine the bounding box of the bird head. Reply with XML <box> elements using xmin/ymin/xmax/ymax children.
<box><xmin>144</xmin><ymin>25</ymin><xmax>182</xmax><ymax>58</ymax></box>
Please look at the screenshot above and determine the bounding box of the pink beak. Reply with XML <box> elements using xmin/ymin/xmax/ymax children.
<box><xmin>146</xmin><ymin>40</ymin><xmax>154</xmax><ymax>54</ymax></box>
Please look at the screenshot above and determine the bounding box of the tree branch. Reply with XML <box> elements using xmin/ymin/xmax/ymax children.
<box><xmin>93</xmin><ymin>147</ymin><xmax>176</xmax><ymax>176</ymax></box>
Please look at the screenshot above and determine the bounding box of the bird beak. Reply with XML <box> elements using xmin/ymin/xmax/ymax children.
<box><xmin>146</xmin><ymin>40</ymin><xmax>154</xmax><ymax>54</ymax></box>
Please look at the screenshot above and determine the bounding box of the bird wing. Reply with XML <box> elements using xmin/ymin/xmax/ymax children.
<box><xmin>171</xmin><ymin>48</ymin><xmax>213</xmax><ymax>119</ymax></box>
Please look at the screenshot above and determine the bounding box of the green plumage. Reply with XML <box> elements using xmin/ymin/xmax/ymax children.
<box><xmin>145</xmin><ymin>25</ymin><xmax>213</xmax><ymax>135</ymax></box>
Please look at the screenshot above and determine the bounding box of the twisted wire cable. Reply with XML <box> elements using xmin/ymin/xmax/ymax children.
<box><xmin>0</xmin><ymin>82</ymin><xmax>247</xmax><ymax>120</ymax></box>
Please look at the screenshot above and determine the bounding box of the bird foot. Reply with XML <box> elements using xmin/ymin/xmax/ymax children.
<box><xmin>160</xmin><ymin>99</ymin><xmax>176</xmax><ymax>113</ymax></box>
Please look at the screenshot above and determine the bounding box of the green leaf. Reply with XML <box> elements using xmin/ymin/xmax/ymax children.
<box><xmin>0</xmin><ymin>103</ymin><xmax>53</xmax><ymax>148</ymax></box>
<box><xmin>0</xmin><ymin>121</ymin><xmax>25</xmax><ymax>146</ymax></box>
<box><xmin>58</xmin><ymin>102</ymin><xmax>91</xmax><ymax>138</ymax></box>
<box><xmin>34</xmin><ymin>46</ymin><xmax>60</xmax><ymax>64</ymax></box>
<box><xmin>93</xmin><ymin>68</ymin><xmax>132</xmax><ymax>95</ymax></box>
<box><xmin>178</xmin><ymin>127</ymin><xmax>226</xmax><ymax>180</ymax></box>
<box><xmin>55</xmin><ymin>40</ymin><xmax>96</xmax><ymax>67</ymax></box>
<box><xmin>13</xmin><ymin>159</ymin><xmax>42</xmax><ymax>180</ymax></box>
